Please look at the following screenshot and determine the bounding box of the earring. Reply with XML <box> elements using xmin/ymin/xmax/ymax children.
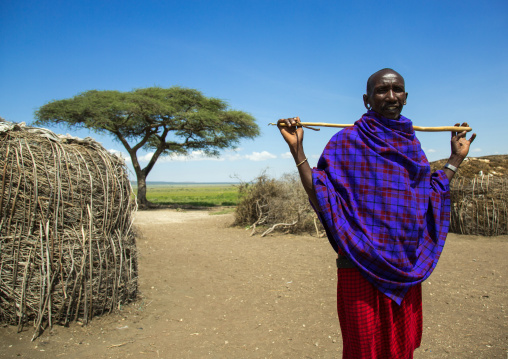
<box><xmin>367</xmin><ymin>104</ymin><xmax>371</xmax><ymax>110</ymax></box>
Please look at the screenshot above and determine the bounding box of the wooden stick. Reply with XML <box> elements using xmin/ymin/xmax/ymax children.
<box><xmin>270</xmin><ymin>122</ymin><xmax>472</xmax><ymax>132</ymax></box>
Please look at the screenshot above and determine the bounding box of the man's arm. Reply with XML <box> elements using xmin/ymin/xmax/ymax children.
<box><xmin>442</xmin><ymin>122</ymin><xmax>476</xmax><ymax>181</ymax></box>
<box><xmin>277</xmin><ymin>117</ymin><xmax>319</xmax><ymax>208</ymax></box>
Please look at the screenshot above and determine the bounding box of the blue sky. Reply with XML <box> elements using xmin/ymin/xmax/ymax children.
<box><xmin>1</xmin><ymin>0</ymin><xmax>506</xmax><ymax>182</ymax></box>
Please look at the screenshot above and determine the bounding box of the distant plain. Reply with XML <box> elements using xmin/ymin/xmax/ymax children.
<box><xmin>131</xmin><ymin>182</ymin><xmax>240</xmax><ymax>207</ymax></box>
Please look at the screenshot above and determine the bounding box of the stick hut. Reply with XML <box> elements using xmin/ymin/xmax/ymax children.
<box><xmin>450</xmin><ymin>174</ymin><xmax>508</xmax><ymax>236</ymax></box>
<box><xmin>0</xmin><ymin>122</ymin><xmax>138</xmax><ymax>339</ymax></box>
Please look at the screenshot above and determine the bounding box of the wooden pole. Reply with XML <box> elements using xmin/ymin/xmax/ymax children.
<box><xmin>270</xmin><ymin>122</ymin><xmax>472</xmax><ymax>132</ymax></box>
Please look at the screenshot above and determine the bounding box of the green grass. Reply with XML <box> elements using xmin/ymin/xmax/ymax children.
<box><xmin>133</xmin><ymin>183</ymin><xmax>240</xmax><ymax>207</ymax></box>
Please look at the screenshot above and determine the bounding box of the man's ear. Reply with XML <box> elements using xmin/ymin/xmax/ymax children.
<box><xmin>404</xmin><ymin>92</ymin><xmax>408</xmax><ymax>105</ymax></box>
<box><xmin>363</xmin><ymin>94</ymin><xmax>370</xmax><ymax>110</ymax></box>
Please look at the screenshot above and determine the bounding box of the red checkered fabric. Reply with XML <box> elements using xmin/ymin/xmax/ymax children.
<box><xmin>337</xmin><ymin>267</ymin><xmax>422</xmax><ymax>359</ymax></box>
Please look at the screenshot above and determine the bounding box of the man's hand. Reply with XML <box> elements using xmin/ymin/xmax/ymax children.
<box><xmin>451</xmin><ymin>122</ymin><xmax>476</xmax><ymax>159</ymax></box>
<box><xmin>277</xmin><ymin>117</ymin><xmax>304</xmax><ymax>153</ymax></box>
<box><xmin>450</xmin><ymin>122</ymin><xmax>476</xmax><ymax>161</ymax></box>
<box><xmin>444</xmin><ymin>122</ymin><xmax>477</xmax><ymax>181</ymax></box>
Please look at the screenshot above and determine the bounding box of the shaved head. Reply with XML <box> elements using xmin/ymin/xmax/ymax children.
<box><xmin>363</xmin><ymin>68</ymin><xmax>408</xmax><ymax>119</ymax></box>
<box><xmin>366</xmin><ymin>68</ymin><xmax>404</xmax><ymax>96</ymax></box>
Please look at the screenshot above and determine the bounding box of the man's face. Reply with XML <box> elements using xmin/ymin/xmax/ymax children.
<box><xmin>364</xmin><ymin>72</ymin><xmax>408</xmax><ymax>120</ymax></box>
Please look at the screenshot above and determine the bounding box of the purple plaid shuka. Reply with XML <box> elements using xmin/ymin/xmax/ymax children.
<box><xmin>312</xmin><ymin>110</ymin><xmax>451</xmax><ymax>304</ymax></box>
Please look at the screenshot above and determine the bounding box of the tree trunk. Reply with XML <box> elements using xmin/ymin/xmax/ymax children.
<box><xmin>135</xmin><ymin>170</ymin><xmax>151</xmax><ymax>209</ymax></box>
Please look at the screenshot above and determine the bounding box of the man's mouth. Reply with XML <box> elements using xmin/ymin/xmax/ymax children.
<box><xmin>384</xmin><ymin>106</ymin><xmax>399</xmax><ymax>111</ymax></box>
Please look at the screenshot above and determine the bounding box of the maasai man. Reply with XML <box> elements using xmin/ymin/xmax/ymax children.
<box><xmin>277</xmin><ymin>68</ymin><xmax>476</xmax><ymax>359</ymax></box>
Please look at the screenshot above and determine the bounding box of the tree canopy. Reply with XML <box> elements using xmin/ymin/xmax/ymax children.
<box><xmin>35</xmin><ymin>86</ymin><xmax>259</xmax><ymax>206</ymax></box>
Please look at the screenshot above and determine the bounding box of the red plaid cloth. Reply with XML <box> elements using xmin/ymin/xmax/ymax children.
<box><xmin>337</xmin><ymin>267</ymin><xmax>422</xmax><ymax>359</ymax></box>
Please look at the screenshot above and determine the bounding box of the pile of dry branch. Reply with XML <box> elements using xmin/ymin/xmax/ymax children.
<box><xmin>0</xmin><ymin>122</ymin><xmax>138</xmax><ymax>339</ymax></box>
<box><xmin>234</xmin><ymin>172</ymin><xmax>324</xmax><ymax>237</ymax></box>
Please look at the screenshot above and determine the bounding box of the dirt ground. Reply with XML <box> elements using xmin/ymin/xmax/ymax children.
<box><xmin>1</xmin><ymin>209</ymin><xmax>507</xmax><ymax>359</ymax></box>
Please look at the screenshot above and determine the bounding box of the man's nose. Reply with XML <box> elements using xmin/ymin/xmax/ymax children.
<box><xmin>386</xmin><ymin>89</ymin><xmax>396</xmax><ymax>101</ymax></box>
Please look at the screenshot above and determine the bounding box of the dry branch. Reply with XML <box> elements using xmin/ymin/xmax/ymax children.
<box><xmin>261</xmin><ymin>221</ymin><xmax>298</xmax><ymax>237</ymax></box>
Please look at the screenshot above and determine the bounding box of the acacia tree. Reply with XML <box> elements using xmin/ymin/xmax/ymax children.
<box><xmin>35</xmin><ymin>87</ymin><xmax>259</xmax><ymax>207</ymax></box>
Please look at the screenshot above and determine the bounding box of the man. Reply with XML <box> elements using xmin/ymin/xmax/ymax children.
<box><xmin>277</xmin><ymin>68</ymin><xmax>476</xmax><ymax>359</ymax></box>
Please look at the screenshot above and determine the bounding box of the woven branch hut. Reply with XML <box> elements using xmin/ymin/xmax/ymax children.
<box><xmin>0</xmin><ymin>122</ymin><xmax>138</xmax><ymax>339</ymax></box>
<box><xmin>431</xmin><ymin>156</ymin><xmax>508</xmax><ymax>236</ymax></box>
<box><xmin>449</xmin><ymin>174</ymin><xmax>508</xmax><ymax>236</ymax></box>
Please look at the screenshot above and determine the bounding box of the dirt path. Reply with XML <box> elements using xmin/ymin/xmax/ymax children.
<box><xmin>1</xmin><ymin>209</ymin><xmax>507</xmax><ymax>358</ymax></box>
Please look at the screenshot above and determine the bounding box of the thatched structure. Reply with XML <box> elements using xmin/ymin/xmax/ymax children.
<box><xmin>0</xmin><ymin>122</ymin><xmax>138</xmax><ymax>339</ymax></box>
<box><xmin>450</xmin><ymin>174</ymin><xmax>508</xmax><ymax>236</ymax></box>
